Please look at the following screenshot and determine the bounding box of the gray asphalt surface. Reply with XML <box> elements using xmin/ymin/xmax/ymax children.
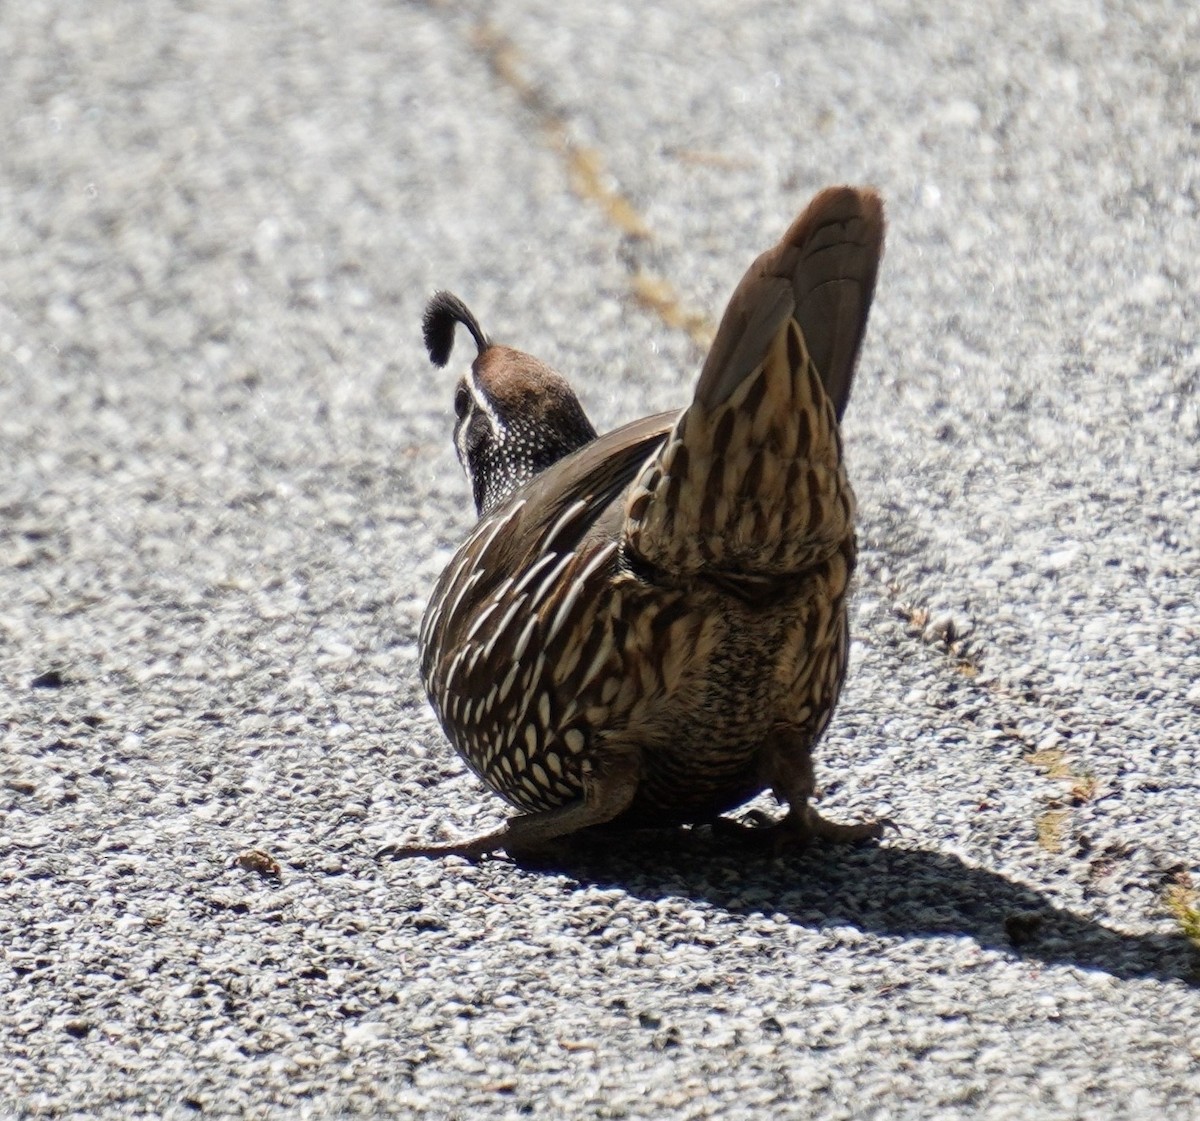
<box><xmin>2</xmin><ymin>0</ymin><xmax>1199</xmax><ymax>1117</ymax></box>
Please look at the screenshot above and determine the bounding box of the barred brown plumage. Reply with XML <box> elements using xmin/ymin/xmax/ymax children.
<box><xmin>382</xmin><ymin>186</ymin><xmax>887</xmax><ymax>859</ymax></box>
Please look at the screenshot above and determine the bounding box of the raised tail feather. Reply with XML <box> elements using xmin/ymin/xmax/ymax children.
<box><xmin>623</xmin><ymin>187</ymin><xmax>884</xmax><ymax>582</ymax></box>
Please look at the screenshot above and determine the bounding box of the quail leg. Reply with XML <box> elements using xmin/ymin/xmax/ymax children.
<box><xmin>773</xmin><ymin>730</ymin><xmax>887</xmax><ymax>847</ymax></box>
<box><xmin>377</xmin><ymin>751</ymin><xmax>640</xmax><ymax>861</ymax></box>
<box><xmin>720</xmin><ymin>728</ymin><xmax>886</xmax><ymax>853</ymax></box>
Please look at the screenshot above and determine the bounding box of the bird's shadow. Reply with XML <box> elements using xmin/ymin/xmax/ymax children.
<box><xmin>510</xmin><ymin>829</ymin><xmax>1198</xmax><ymax>985</ymax></box>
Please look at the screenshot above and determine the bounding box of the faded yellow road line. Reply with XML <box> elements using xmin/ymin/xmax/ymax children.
<box><xmin>468</xmin><ymin>21</ymin><xmax>716</xmax><ymax>350</ymax></box>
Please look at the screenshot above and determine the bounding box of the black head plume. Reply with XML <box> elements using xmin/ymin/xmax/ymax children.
<box><xmin>423</xmin><ymin>291</ymin><xmax>491</xmax><ymax>367</ymax></box>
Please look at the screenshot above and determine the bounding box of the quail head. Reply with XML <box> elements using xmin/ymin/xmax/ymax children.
<box><xmin>387</xmin><ymin>186</ymin><xmax>886</xmax><ymax>859</ymax></box>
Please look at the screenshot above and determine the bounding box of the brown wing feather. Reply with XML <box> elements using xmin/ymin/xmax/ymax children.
<box><xmin>418</xmin><ymin>410</ymin><xmax>676</xmax><ymax>810</ymax></box>
<box><xmin>420</xmin><ymin>410</ymin><xmax>676</xmax><ymax>684</ymax></box>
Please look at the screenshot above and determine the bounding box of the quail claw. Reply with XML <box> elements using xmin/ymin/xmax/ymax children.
<box><xmin>712</xmin><ymin>805</ymin><xmax>894</xmax><ymax>855</ymax></box>
<box><xmin>375</xmin><ymin>836</ymin><xmax>502</xmax><ymax>862</ymax></box>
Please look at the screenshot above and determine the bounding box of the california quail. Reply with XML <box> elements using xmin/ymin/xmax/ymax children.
<box><xmin>386</xmin><ymin>186</ymin><xmax>885</xmax><ymax>859</ymax></box>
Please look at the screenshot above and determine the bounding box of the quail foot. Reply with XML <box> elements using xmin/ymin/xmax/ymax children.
<box><xmin>381</xmin><ymin>186</ymin><xmax>886</xmax><ymax>860</ymax></box>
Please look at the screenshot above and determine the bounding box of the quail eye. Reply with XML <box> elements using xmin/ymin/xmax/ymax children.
<box><xmin>454</xmin><ymin>382</ymin><xmax>470</xmax><ymax>419</ymax></box>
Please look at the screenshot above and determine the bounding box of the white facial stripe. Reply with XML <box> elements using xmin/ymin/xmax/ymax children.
<box><xmin>454</xmin><ymin>369</ymin><xmax>504</xmax><ymax>467</ymax></box>
<box><xmin>468</xmin><ymin>366</ymin><xmax>503</xmax><ymax>435</ymax></box>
